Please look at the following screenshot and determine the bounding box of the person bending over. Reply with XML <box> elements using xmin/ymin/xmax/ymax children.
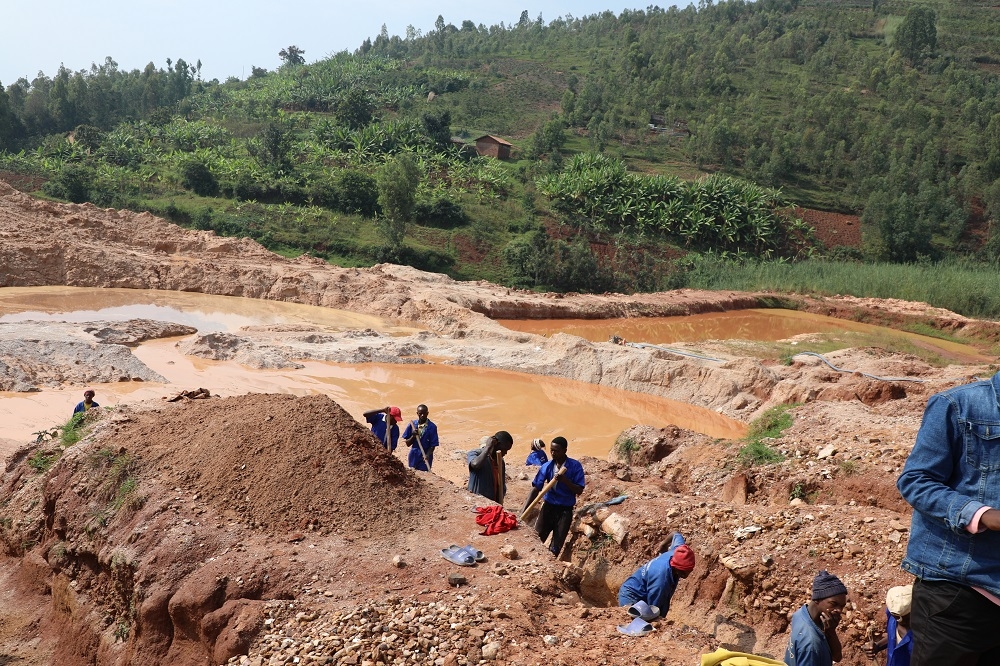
<box><xmin>618</xmin><ymin>531</ymin><xmax>695</xmax><ymax>618</ymax></box>
<box><xmin>363</xmin><ymin>405</ymin><xmax>401</xmax><ymax>452</ymax></box>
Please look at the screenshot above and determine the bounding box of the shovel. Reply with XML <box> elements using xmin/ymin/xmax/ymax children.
<box><xmin>408</xmin><ymin>420</ymin><xmax>432</xmax><ymax>471</ymax></box>
<box><xmin>519</xmin><ymin>466</ymin><xmax>565</xmax><ymax>522</ymax></box>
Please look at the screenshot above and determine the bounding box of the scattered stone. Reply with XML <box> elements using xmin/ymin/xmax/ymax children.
<box><xmin>481</xmin><ymin>641</ymin><xmax>501</xmax><ymax>660</ymax></box>
<box><xmin>447</xmin><ymin>573</ymin><xmax>467</xmax><ymax>587</ymax></box>
<box><xmin>600</xmin><ymin>513</ymin><xmax>629</xmax><ymax>544</ymax></box>
<box><xmin>499</xmin><ymin>544</ymin><xmax>518</xmax><ymax>560</ymax></box>
<box><xmin>817</xmin><ymin>445</ymin><xmax>837</xmax><ymax>459</ymax></box>
<box><xmin>543</xmin><ymin>635</ymin><xmax>559</xmax><ymax>646</ymax></box>
<box><xmin>391</xmin><ymin>554</ymin><xmax>406</xmax><ymax>568</ymax></box>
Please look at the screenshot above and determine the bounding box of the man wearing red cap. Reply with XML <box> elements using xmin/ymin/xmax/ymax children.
<box><xmin>363</xmin><ymin>405</ymin><xmax>402</xmax><ymax>452</ymax></box>
<box><xmin>617</xmin><ymin>531</ymin><xmax>695</xmax><ymax>619</ymax></box>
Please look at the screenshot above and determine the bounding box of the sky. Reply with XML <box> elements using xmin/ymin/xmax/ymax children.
<box><xmin>2</xmin><ymin>1</ymin><xmax>662</xmax><ymax>86</ymax></box>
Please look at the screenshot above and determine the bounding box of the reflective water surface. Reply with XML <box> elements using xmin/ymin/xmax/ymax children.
<box><xmin>0</xmin><ymin>288</ymin><xmax>748</xmax><ymax>469</ymax></box>
<box><xmin>498</xmin><ymin>308</ymin><xmax>990</xmax><ymax>363</ymax></box>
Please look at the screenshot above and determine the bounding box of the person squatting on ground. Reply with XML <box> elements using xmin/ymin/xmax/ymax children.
<box><xmin>525</xmin><ymin>438</ymin><xmax>548</xmax><ymax>466</ymax></box>
<box><xmin>73</xmin><ymin>389</ymin><xmax>99</xmax><ymax>415</ymax></box>
<box><xmin>783</xmin><ymin>570</ymin><xmax>847</xmax><ymax>666</ymax></box>
<box><xmin>863</xmin><ymin>585</ymin><xmax>913</xmax><ymax>666</ymax></box>
<box><xmin>897</xmin><ymin>372</ymin><xmax>1000</xmax><ymax>665</ymax></box>
<box><xmin>467</xmin><ymin>431</ymin><xmax>513</xmax><ymax>504</ymax></box>
<box><xmin>617</xmin><ymin>531</ymin><xmax>695</xmax><ymax>618</ymax></box>
<box><xmin>521</xmin><ymin>437</ymin><xmax>585</xmax><ymax>557</ymax></box>
<box><xmin>401</xmin><ymin>404</ymin><xmax>438</xmax><ymax>471</ymax></box>
<box><xmin>363</xmin><ymin>405</ymin><xmax>401</xmax><ymax>452</ymax></box>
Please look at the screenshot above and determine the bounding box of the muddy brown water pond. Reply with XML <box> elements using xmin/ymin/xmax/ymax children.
<box><xmin>498</xmin><ymin>308</ymin><xmax>989</xmax><ymax>364</ymax></box>
<box><xmin>0</xmin><ymin>288</ymin><xmax>745</xmax><ymax>486</ymax></box>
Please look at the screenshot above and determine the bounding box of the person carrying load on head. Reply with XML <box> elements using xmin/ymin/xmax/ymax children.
<box><xmin>363</xmin><ymin>405</ymin><xmax>401</xmax><ymax>452</ymax></box>
<box><xmin>73</xmin><ymin>389</ymin><xmax>99</xmax><ymax>415</ymax></box>
<box><xmin>783</xmin><ymin>570</ymin><xmax>848</xmax><ymax>666</ymax></box>
<box><xmin>401</xmin><ymin>403</ymin><xmax>438</xmax><ymax>471</ymax></box>
<box><xmin>618</xmin><ymin>531</ymin><xmax>695</xmax><ymax>620</ymax></box>
<box><xmin>525</xmin><ymin>438</ymin><xmax>548</xmax><ymax>466</ymax></box>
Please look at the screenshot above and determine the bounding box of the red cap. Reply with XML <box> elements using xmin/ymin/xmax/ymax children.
<box><xmin>670</xmin><ymin>545</ymin><xmax>695</xmax><ymax>572</ymax></box>
<box><xmin>388</xmin><ymin>406</ymin><xmax>402</xmax><ymax>420</ymax></box>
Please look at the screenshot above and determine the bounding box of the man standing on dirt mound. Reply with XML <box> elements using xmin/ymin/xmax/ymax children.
<box><xmin>401</xmin><ymin>404</ymin><xmax>438</xmax><ymax>471</ymax></box>
<box><xmin>522</xmin><ymin>436</ymin><xmax>585</xmax><ymax>557</ymax></box>
<box><xmin>73</xmin><ymin>389</ymin><xmax>99</xmax><ymax>415</ymax></box>
<box><xmin>467</xmin><ymin>431</ymin><xmax>513</xmax><ymax>503</ymax></box>
<box><xmin>897</xmin><ymin>374</ymin><xmax>1000</xmax><ymax>665</ymax></box>
<box><xmin>783</xmin><ymin>570</ymin><xmax>847</xmax><ymax>666</ymax></box>
<box><xmin>363</xmin><ymin>405</ymin><xmax>401</xmax><ymax>452</ymax></box>
<box><xmin>617</xmin><ymin>531</ymin><xmax>695</xmax><ymax>619</ymax></box>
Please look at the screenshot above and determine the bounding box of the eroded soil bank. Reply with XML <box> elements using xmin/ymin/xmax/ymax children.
<box><xmin>0</xmin><ymin>181</ymin><xmax>998</xmax><ymax>665</ymax></box>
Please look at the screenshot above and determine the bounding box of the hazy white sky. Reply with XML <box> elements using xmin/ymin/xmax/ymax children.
<box><xmin>2</xmin><ymin>1</ymin><xmax>660</xmax><ymax>86</ymax></box>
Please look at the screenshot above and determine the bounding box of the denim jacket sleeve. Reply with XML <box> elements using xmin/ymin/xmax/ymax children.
<box><xmin>897</xmin><ymin>394</ymin><xmax>988</xmax><ymax>534</ymax></box>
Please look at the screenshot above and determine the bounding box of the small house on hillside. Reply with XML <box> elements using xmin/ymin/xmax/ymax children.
<box><xmin>474</xmin><ymin>135</ymin><xmax>512</xmax><ymax>160</ymax></box>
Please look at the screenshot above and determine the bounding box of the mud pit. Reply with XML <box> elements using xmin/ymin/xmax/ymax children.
<box><xmin>0</xmin><ymin>179</ymin><xmax>999</xmax><ymax>665</ymax></box>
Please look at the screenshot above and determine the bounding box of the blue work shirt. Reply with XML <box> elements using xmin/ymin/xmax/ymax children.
<box><xmin>618</xmin><ymin>532</ymin><xmax>685</xmax><ymax>612</ymax></box>
<box><xmin>783</xmin><ymin>604</ymin><xmax>832</xmax><ymax>666</ymax></box>
<box><xmin>525</xmin><ymin>449</ymin><xmax>548</xmax><ymax>466</ymax></box>
<box><xmin>73</xmin><ymin>400</ymin><xmax>99</xmax><ymax>414</ymax></box>
<box><xmin>885</xmin><ymin>609</ymin><xmax>912</xmax><ymax>666</ymax></box>
<box><xmin>365</xmin><ymin>413</ymin><xmax>399</xmax><ymax>452</ymax></box>
<box><xmin>897</xmin><ymin>372</ymin><xmax>1000</xmax><ymax>596</ymax></box>
<box><xmin>531</xmin><ymin>458</ymin><xmax>585</xmax><ymax>507</ymax></box>
<box><xmin>401</xmin><ymin>419</ymin><xmax>439</xmax><ymax>471</ymax></box>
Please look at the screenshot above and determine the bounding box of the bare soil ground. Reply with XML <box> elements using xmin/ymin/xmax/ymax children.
<box><xmin>0</xmin><ymin>180</ymin><xmax>998</xmax><ymax>665</ymax></box>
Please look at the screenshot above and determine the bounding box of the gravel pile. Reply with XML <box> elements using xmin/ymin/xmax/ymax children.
<box><xmin>225</xmin><ymin>596</ymin><xmax>508</xmax><ymax>666</ymax></box>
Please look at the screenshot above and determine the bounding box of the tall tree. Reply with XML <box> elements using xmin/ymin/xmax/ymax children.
<box><xmin>278</xmin><ymin>45</ymin><xmax>306</xmax><ymax>66</ymax></box>
<box><xmin>894</xmin><ymin>7</ymin><xmax>936</xmax><ymax>64</ymax></box>
<box><xmin>376</xmin><ymin>152</ymin><xmax>420</xmax><ymax>246</ymax></box>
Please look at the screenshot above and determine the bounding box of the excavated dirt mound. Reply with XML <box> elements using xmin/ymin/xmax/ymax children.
<box><xmin>98</xmin><ymin>394</ymin><xmax>428</xmax><ymax>537</ymax></box>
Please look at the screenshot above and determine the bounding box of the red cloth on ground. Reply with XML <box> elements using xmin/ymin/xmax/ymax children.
<box><xmin>475</xmin><ymin>505</ymin><xmax>518</xmax><ymax>535</ymax></box>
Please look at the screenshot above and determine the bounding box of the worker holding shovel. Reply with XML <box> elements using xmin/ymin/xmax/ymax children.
<box><xmin>521</xmin><ymin>436</ymin><xmax>586</xmax><ymax>557</ymax></box>
<box><xmin>401</xmin><ymin>404</ymin><xmax>438</xmax><ymax>471</ymax></box>
<box><xmin>363</xmin><ymin>405</ymin><xmax>401</xmax><ymax>452</ymax></box>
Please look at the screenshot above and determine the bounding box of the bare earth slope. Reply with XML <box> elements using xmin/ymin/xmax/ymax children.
<box><xmin>1</xmin><ymin>181</ymin><xmax>1000</xmax><ymax>665</ymax></box>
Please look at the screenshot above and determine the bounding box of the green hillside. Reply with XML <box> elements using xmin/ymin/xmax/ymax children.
<box><xmin>3</xmin><ymin>0</ymin><xmax>1000</xmax><ymax>314</ymax></box>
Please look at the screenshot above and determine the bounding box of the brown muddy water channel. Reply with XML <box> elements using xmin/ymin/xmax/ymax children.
<box><xmin>0</xmin><ymin>288</ymin><xmax>744</xmax><ymax>486</ymax></box>
<box><xmin>498</xmin><ymin>308</ymin><xmax>989</xmax><ymax>364</ymax></box>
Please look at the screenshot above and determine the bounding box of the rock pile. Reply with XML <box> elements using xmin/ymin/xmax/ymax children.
<box><xmin>224</xmin><ymin>596</ymin><xmax>507</xmax><ymax>666</ymax></box>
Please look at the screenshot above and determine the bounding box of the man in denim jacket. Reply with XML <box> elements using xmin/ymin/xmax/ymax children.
<box><xmin>897</xmin><ymin>373</ymin><xmax>1000</xmax><ymax>665</ymax></box>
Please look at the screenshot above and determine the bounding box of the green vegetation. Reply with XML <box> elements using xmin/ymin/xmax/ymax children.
<box><xmin>737</xmin><ymin>403</ymin><xmax>795</xmax><ymax>466</ymax></box>
<box><xmin>5</xmin><ymin>2</ymin><xmax>1000</xmax><ymax>299</ymax></box>
<box><xmin>60</xmin><ymin>413</ymin><xmax>86</xmax><ymax>447</ymax></box>
<box><xmin>87</xmin><ymin>449</ymin><xmax>145</xmax><ymax>527</ymax></box>
<box><xmin>613</xmin><ymin>435</ymin><xmax>640</xmax><ymax>463</ymax></box>
<box><xmin>27</xmin><ymin>450</ymin><xmax>59</xmax><ymax>473</ymax></box>
<box><xmin>680</xmin><ymin>257</ymin><xmax>1000</xmax><ymax>320</ymax></box>
<box><xmin>838</xmin><ymin>459</ymin><xmax>860</xmax><ymax>477</ymax></box>
<box><xmin>738</xmin><ymin>441</ymin><xmax>785</xmax><ymax>466</ymax></box>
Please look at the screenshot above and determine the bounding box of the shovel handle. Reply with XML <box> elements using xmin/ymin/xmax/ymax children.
<box><xmin>519</xmin><ymin>467</ymin><xmax>564</xmax><ymax>521</ymax></box>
